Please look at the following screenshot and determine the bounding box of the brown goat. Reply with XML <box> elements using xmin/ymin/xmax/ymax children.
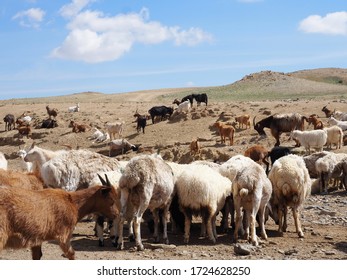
<box><xmin>322</xmin><ymin>105</ymin><xmax>333</xmax><ymax>118</ymax></box>
<box><xmin>307</xmin><ymin>114</ymin><xmax>324</xmax><ymax>130</ymax></box>
<box><xmin>69</xmin><ymin>120</ymin><xmax>91</xmax><ymax>133</ymax></box>
<box><xmin>235</xmin><ymin>114</ymin><xmax>251</xmax><ymax>129</ymax></box>
<box><xmin>46</xmin><ymin>105</ymin><xmax>58</xmax><ymax>119</ymax></box>
<box><xmin>244</xmin><ymin>144</ymin><xmax>270</xmax><ymax>174</ymax></box>
<box><xmin>213</xmin><ymin>121</ymin><xmax>235</xmax><ymax>146</ymax></box>
<box><xmin>0</xmin><ymin>169</ymin><xmax>44</xmax><ymax>190</ymax></box>
<box><xmin>190</xmin><ymin>138</ymin><xmax>201</xmax><ymax>156</ymax></box>
<box><xmin>0</xmin><ymin>178</ymin><xmax>118</xmax><ymax>260</ymax></box>
<box><xmin>17</xmin><ymin>124</ymin><xmax>32</xmax><ymax>138</ymax></box>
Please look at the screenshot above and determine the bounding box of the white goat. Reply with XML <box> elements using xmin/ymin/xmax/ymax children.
<box><xmin>327</xmin><ymin>116</ymin><xmax>347</xmax><ymax>131</ymax></box>
<box><xmin>332</xmin><ymin>110</ymin><xmax>347</xmax><ymax>121</ymax></box>
<box><xmin>68</xmin><ymin>103</ymin><xmax>80</xmax><ymax>113</ymax></box>
<box><xmin>108</xmin><ymin>139</ymin><xmax>137</xmax><ymax>156</ymax></box>
<box><xmin>89</xmin><ymin>128</ymin><xmax>103</xmax><ymax>140</ymax></box>
<box><xmin>268</xmin><ymin>154</ymin><xmax>311</xmax><ymax>238</ymax></box>
<box><xmin>116</xmin><ymin>155</ymin><xmax>175</xmax><ymax>251</ymax></box>
<box><xmin>291</xmin><ymin>129</ymin><xmax>327</xmax><ymax>154</ymax></box>
<box><xmin>324</xmin><ymin>125</ymin><xmax>343</xmax><ymax>149</ymax></box>
<box><xmin>176</xmin><ymin>100</ymin><xmax>191</xmax><ymax>114</ymax></box>
<box><xmin>105</xmin><ymin>121</ymin><xmax>125</xmax><ymax>140</ymax></box>
<box><xmin>16</xmin><ymin>148</ymin><xmax>33</xmax><ymax>172</ymax></box>
<box><xmin>0</xmin><ymin>152</ymin><xmax>7</xmax><ymax>170</ymax></box>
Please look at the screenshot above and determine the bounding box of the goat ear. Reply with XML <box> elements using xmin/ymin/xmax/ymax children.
<box><xmin>98</xmin><ymin>174</ymin><xmax>107</xmax><ymax>186</ymax></box>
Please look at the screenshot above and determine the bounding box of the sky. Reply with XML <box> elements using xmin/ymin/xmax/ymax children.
<box><xmin>1</xmin><ymin>0</ymin><xmax>347</xmax><ymax>100</ymax></box>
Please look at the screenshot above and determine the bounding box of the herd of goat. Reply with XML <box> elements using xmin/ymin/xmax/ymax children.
<box><xmin>1</xmin><ymin>95</ymin><xmax>347</xmax><ymax>260</ymax></box>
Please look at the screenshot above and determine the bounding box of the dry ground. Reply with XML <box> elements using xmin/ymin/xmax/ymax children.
<box><xmin>0</xmin><ymin>91</ymin><xmax>346</xmax><ymax>260</ymax></box>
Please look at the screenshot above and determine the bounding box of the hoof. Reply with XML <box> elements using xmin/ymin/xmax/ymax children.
<box><xmin>98</xmin><ymin>240</ymin><xmax>104</xmax><ymax>247</ymax></box>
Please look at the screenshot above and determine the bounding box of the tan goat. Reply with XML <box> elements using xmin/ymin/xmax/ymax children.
<box><xmin>213</xmin><ymin>121</ymin><xmax>235</xmax><ymax>146</ymax></box>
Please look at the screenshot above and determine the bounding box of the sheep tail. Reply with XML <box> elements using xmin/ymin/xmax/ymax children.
<box><xmin>282</xmin><ymin>183</ymin><xmax>291</xmax><ymax>197</ymax></box>
<box><xmin>239</xmin><ymin>188</ymin><xmax>249</xmax><ymax>197</ymax></box>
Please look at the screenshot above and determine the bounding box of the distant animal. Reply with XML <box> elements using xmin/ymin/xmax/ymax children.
<box><xmin>213</xmin><ymin>121</ymin><xmax>235</xmax><ymax>146</ymax></box>
<box><xmin>41</xmin><ymin>119</ymin><xmax>58</xmax><ymax>129</ymax></box>
<box><xmin>327</xmin><ymin>116</ymin><xmax>347</xmax><ymax>131</ymax></box>
<box><xmin>192</xmin><ymin>93</ymin><xmax>208</xmax><ymax>106</ymax></box>
<box><xmin>104</xmin><ymin>121</ymin><xmax>125</xmax><ymax>140</ymax></box>
<box><xmin>322</xmin><ymin>105</ymin><xmax>334</xmax><ymax>118</ymax></box>
<box><xmin>133</xmin><ymin>110</ymin><xmax>147</xmax><ymax>134</ymax></box>
<box><xmin>69</xmin><ymin>120</ymin><xmax>91</xmax><ymax>133</ymax></box>
<box><xmin>3</xmin><ymin>114</ymin><xmax>15</xmax><ymax>131</ymax></box>
<box><xmin>290</xmin><ymin>129</ymin><xmax>327</xmax><ymax>154</ymax></box>
<box><xmin>148</xmin><ymin>106</ymin><xmax>174</xmax><ymax>124</ymax></box>
<box><xmin>235</xmin><ymin>114</ymin><xmax>251</xmax><ymax>129</ymax></box>
<box><xmin>46</xmin><ymin>105</ymin><xmax>58</xmax><ymax>119</ymax></box>
<box><xmin>108</xmin><ymin>139</ymin><xmax>138</xmax><ymax>156</ymax></box>
<box><xmin>190</xmin><ymin>138</ymin><xmax>201</xmax><ymax>156</ymax></box>
<box><xmin>68</xmin><ymin>103</ymin><xmax>80</xmax><ymax>113</ymax></box>
<box><xmin>175</xmin><ymin>100</ymin><xmax>191</xmax><ymax>114</ymax></box>
<box><xmin>17</xmin><ymin>124</ymin><xmax>32</xmax><ymax>138</ymax></box>
<box><xmin>307</xmin><ymin>114</ymin><xmax>324</xmax><ymax>130</ymax></box>
<box><xmin>253</xmin><ymin>113</ymin><xmax>306</xmax><ymax>146</ymax></box>
<box><xmin>244</xmin><ymin>145</ymin><xmax>269</xmax><ymax>174</ymax></box>
<box><xmin>181</xmin><ymin>95</ymin><xmax>194</xmax><ymax>106</ymax></box>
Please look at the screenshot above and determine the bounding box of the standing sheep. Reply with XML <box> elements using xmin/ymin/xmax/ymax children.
<box><xmin>0</xmin><ymin>152</ymin><xmax>7</xmax><ymax>170</ymax></box>
<box><xmin>268</xmin><ymin>154</ymin><xmax>311</xmax><ymax>238</ymax></box>
<box><xmin>291</xmin><ymin>129</ymin><xmax>327</xmax><ymax>154</ymax></box>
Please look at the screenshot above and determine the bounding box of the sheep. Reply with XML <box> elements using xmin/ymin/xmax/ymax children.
<box><xmin>332</xmin><ymin>110</ymin><xmax>347</xmax><ymax>121</ymax></box>
<box><xmin>175</xmin><ymin>100</ymin><xmax>191</xmax><ymax>114</ymax></box>
<box><xmin>290</xmin><ymin>129</ymin><xmax>327</xmax><ymax>154</ymax></box>
<box><xmin>46</xmin><ymin>105</ymin><xmax>58</xmax><ymax>119</ymax></box>
<box><xmin>68</xmin><ymin>103</ymin><xmax>80</xmax><ymax>112</ymax></box>
<box><xmin>0</xmin><ymin>177</ymin><xmax>118</xmax><ymax>260</ymax></box>
<box><xmin>0</xmin><ymin>152</ymin><xmax>7</xmax><ymax>170</ymax></box>
<box><xmin>3</xmin><ymin>114</ymin><xmax>15</xmax><ymax>131</ymax></box>
<box><xmin>69</xmin><ymin>120</ymin><xmax>91</xmax><ymax>133</ymax></box>
<box><xmin>268</xmin><ymin>154</ymin><xmax>311</xmax><ymax>238</ymax></box>
<box><xmin>220</xmin><ymin>155</ymin><xmax>271</xmax><ymax>246</ymax></box>
<box><xmin>105</xmin><ymin>121</ymin><xmax>125</xmax><ymax>140</ymax></box>
<box><xmin>116</xmin><ymin>155</ymin><xmax>175</xmax><ymax>251</ymax></box>
<box><xmin>324</xmin><ymin>125</ymin><xmax>343</xmax><ymax>149</ymax></box>
<box><xmin>108</xmin><ymin>139</ymin><xmax>138</xmax><ymax>156</ymax></box>
<box><xmin>315</xmin><ymin>152</ymin><xmax>347</xmax><ymax>194</ymax></box>
<box><xmin>173</xmin><ymin>164</ymin><xmax>232</xmax><ymax>244</ymax></box>
<box><xmin>190</xmin><ymin>138</ymin><xmax>201</xmax><ymax>156</ymax></box>
<box><xmin>327</xmin><ymin>116</ymin><xmax>347</xmax><ymax>131</ymax></box>
<box><xmin>0</xmin><ymin>169</ymin><xmax>44</xmax><ymax>190</ymax></box>
<box><xmin>16</xmin><ymin>147</ymin><xmax>33</xmax><ymax>172</ymax></box>
<box><xmin>39</xmin><ymin>149</ymin><xmax>121</xmax><ymax>192</ymax></box>
<box><xmin>235</xmin><ymin>114</ymin><xmax>251</xmax><ymax>129</ymax></box>
<box><xmin>213</xmin><ymin>121</ymin><xmax>235</xmax><ymax>146</ymax></box>
<box><xmin>303</xmin><ymin>151</ymin><xmax>331</xmax><ymax>179</ymax></box>
<box><xmin>307</xmin><ymin>114</ymin><xmax>324</xmax><ymax>130</ymax></box>
<box><xmin>244</xmin><ymin>144</ymin><xmax>269</xmax><ymax>174</ymax></box>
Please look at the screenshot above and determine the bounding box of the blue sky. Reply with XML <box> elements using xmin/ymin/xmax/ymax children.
<box><xmin>1</xmin><ymin>0</ymin><xmax>347</xmax><ymax>100</ymax></box>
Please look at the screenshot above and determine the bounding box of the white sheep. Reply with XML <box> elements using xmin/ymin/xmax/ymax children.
<box><xmin>327</xmin><ymin>116</ymin><xmax>347</xmax><ymax>131</ymax></box>
<box><xmin>116</xmin><ymin>155</ymin><xmax>175</xmax><ymax>251</ymax></box>
<box><xmin>0</xmin><ymin>152</ymin><xmax>8</xmax><ymax>170</ymax></box>
<box><xmin>324</xmin><ymin>125</ymin><xmax>343</xmax><ymax>150</ymax></box>
<box><xmin>173</xmin><ymin>164</ymin><xmax>232</xmax><ymax>244</ymax></box>
<box><xmin>332</xmin><ymin>110</ymin><xmax>347</xmax><ymax>121</ymax></box>
<box><xmin>108</xmin><ymin>139</ymin><xmax>137</xmax><ymax>156</ymax></box>
<box><xmin>68</xmin><ymin>103</ymin><xmax>80</xmax><ymax>113</ymax></box>
<box><xmin>16</xmin><ymin>147</ymin><xmax>33</xmax><ymax>172</ymax></box>
<box><xmin>303</xmin><ymin>151</ymin><xmax>331</xmax><ymax>179</ymax></box>
<box><xmin>291</xmin><ymin>129</ymin><xmax>327</xmax><ymax>154</ymax></box>
<box><xmin>268</xmin><ymin>154</ymin><xmax>311</xmax><ymax>238</ymax></box>
<box><xmin>105</xmin><ymin>121</ymin><xmax>125</xmax><ymax>140</ymax></box>
<box><xmin>176</xmin><ymin>100</ymin><xmax>191</xmax><ymax>114</ymax></box>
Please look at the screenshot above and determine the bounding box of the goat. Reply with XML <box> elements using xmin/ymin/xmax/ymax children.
<box><xmin>332</xmin><ymin>109</ymin><xmax>347</xmax><ymax>121</ymax></box>
<box><xmin>3</xmin><ymin>114</ymin><xmax>15</xmax><ymax>131</ymax></box>
<box><xmin>213</xmin><ymin>121</ymin><xmax>235</xmax><ymax>145</ymax></box>
<box><xmin>327</xmin><ymin>116</ymin><xmax>347</xmax><ymax>131</ymax></box>
<box><xmin>16</xmin><ymin>147</ymin><xmax>33</xmax><ymax>172</ymax></box>
<box><xmin>244</xmin><ymin>145</ymin><xmax>269</xmax><ymax>174</ymax></box>
<box><xmin>322</xmin><ymin>105</ymin><xmax>334</xmax><ymax>118</ymax></box>
<box><xmin>68</xmin><ymin>103</ymin><xmax>80</xmax><ymax>113</ymax></box>
<box><xmin>17</xmin><ymin>124</ymin><xmax>32</xmax><ymax>138</ymax></box>
<box><xmin>133</xmin><ymin>111</ymin><xmax>147</xmax><ymax>134</ymax></box>
<box><xmin>175</xmin><ymin>100</ymin><xmax>191</xmax><ymax>114</ymax></box>
<box><xmin>324</xmin><ymin>125</ymin><xmax>343</xmax><ymax>149</ymax></box>
<box><xmin>41</xmin><ymin>118</ymin><xmax>58</xmax><ymax>129</ymax></box>
<box><xmin>108</xmin><ymin>139</ymin><xmax>138</xmax><ymax>156</ymax></box>
<box><xmin>181</xmin><ymin>95</ymin><xmax>194</xmax><ymax>106</ymax></box>
<box><xmin>190</xmin><ymin>138</ymin><xmax>201</xmax><ymax>156</ymax></box>
<box><xmin>0</xmin><ymin>152</ymin><xmax>7</xmax><ymax>170</ymax></box>
<box><xmin>148</xmin><ymin>106</ymin><xmax>174</xmax><ymax>124</ymax></box>
<box><xmin>192</xmin><ymin>93</ymin><xmax>208</xmax><ymax>106</ymax></box>
<box><xmin>105</xmin><ymin>121</ymin><xmax>125</xmax><ymax>140</ymax></box>
<box><xmin>0</xmin><ymin>169</ymin><xmax>44</xmax><ymax>190</ymax></box>
<box><xmin>116</xmin><ymin>155</ymin><xmax>175</xmax><ymax>251</ymax></box>
<box><xmin>307</xmin><ymin>114</ymin><xmax>324</xmax><ymax>130</ymax></box>
<box><xmin>253</xmin><ymin>113</ymin><xmax>306</xmax><ymax>146</ymax></box>
<box><xmin>69</xmin><ymin>120</ymin><xmax>91</xmax><ymax>133</ymax></box>
<box><xmin>268</xmin><ymin>154</ymin><xmax>311</xmax><ymax>238</ymax></box>
<box><xmin>46</xmin><ymin>105</ymin><xmax>58</xmax><ymax>119</ymax></box>
<box><xmin>290</xmin><ymin>129</ymin><xmax>327</xmax><ymax>154</ymax></box>
<box><xmin>268</xmin><ymin>146</ymin><xmax>291</xmax><ymax>166</ymax></box>
<box><xmin>0</xmin><ymin>177</ymin><xmax>118</xmax><ymax>260</ymax></box>
<box><xmin>235</xmin><ymin>114</ymin><xmax>251</xmax><ymax>129</ymax></box>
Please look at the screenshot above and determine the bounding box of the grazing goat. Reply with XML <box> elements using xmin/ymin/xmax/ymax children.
<box><xmin>134</xmin><ymin>111</ymin><xmax>147</xmax><ymax>134</ymax></box>
<box><xmin>190</xmin><ymin>138</ymin><xmax>201</xmax><ymax>156</ymax></box>
<box><xmin>175</xmin><ymin>100</ymin><xmax>191</xmax><ymax>114</ymax></box>
<box><xmin>235</xmin><ymin>114</ymin><xmax>251</xmax><ymax>129</ymax></box>
<box><xmin>268</xmin><ymin>154</ymin><xmax>311</xmax><ymax>238</ymax></box>
<box><xmin>105</xmin><ymin>121</ymin><xmax>125</xmax><ymax>140</ymax></box>
<box><xmin>46</xmin><ymin>105</ymin><xmax>58</xmax><ymax>119</ymax></box>
<box><xmin>41</xmin><ymin>118</ymin><xmax>58</xmax><ymax>129</ymax></box>
<box><xmin>244</xmin><ymin>145</ymin><xmax>270</xmax><ymax>174</ymax></box>
<box><xmin>0</xmin><ymin>179</ymin><xmax>118</xmax><ymax>260</ymax></box>
<box><xmin>192</xmin><ymin>93</ymin><xmax>208</xmax><ymax>106</ymax></box>
<box><xmin>213</xmin><ymin>121</ymin><xmax>235</xmax><ymax>146</ymax></box>
<box><xmin>324</xmin><ymin>125</ymin><xmax>343</xmax><ymax>149</ymax></box>
<box><xmin>327</xmin><ymin>116</ymin><xmax>347</xmax><ymax>131</ymax></box>
<box><xmin>0</xmin><ymin>152</ymin><xmax>7</xmax><ymax>170</ymax></box>
<box><xmin>69</xmin><ymin>120</ymin><xmax>91</xmax><ymax>133</ymax></box>
<box><xmin>307</xmin><ymin>114</ymin><xmax>324</xmax><ymax>130</ymax></box>
<box><xmin>3</xmin><ymin>114</ymin><xmax>15</xmax><ymax>131</ymax></box>
<box><xmin>116</xmin><ymin>155</ymin><xmax>175</xmax><ymax>251</ymax></box>
<box><xmin>0</xmin><ymin>169</ymin><xmax>44</xmax><ymax>190</ymax></box>
<box><xmin>268</xmin><ymin>146</ymin><xmax>291</xmax><ymax>166</ymax></box>
<box><xmin>148</xmin><ymin>106</ymin><xmax>174</xmax><ymax>124</ymax></box>
<box><xmin>108</xmin><ymin>139</ymin><xmax>138</xmax><ymax>156</ymax></box>
<box><xmin>253</xmin><ymin>113</ymin><xmax>306</xmax><ymax>146</ymax></box>
<box><xmin>68</xmin><ymin>103</ymin><xmax>80</xmax><ymax>112</ymax></box>
<box><xmin>322</xmin><ymin>105</ymin><xmax>333</xmax><ymax>118</ymax></box>
<box><xmin>290</xmin><ymin>129</ymin><xmax>327</xmax><ymax>154</ymax></box>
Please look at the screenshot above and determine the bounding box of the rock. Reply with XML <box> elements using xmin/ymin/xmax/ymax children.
<box><xmin>324</xmin><ymin>236</ymin><xmax>334</xmax><ymax>240</ymax></box>
<box><xmin>284</xmin><ymin>249</ymin><xmax>298</xmax><ymax>255</ymax></box>
<box><xmin>234</xmin><ymin>244</ymin><xmax>251</xmax><ymax>256</ymax></box>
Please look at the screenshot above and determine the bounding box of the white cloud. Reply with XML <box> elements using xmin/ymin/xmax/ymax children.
<box><xmin>299</xmin><ymin>11</ymin><xmax>347</xmax><ymax>35</ymax></box>
<box><xmin>59</xmin><ymin>0</ymin><xmax>96</xmax><ymax>18</ymax></box>
<box><xmin>12</xmin><ymin>8</ymin><xmax>45</xmax><ymax>29</ymax></box>
<box><xmin>52</xmin><ymin>7</ymin><xmax>213</xmax><ymax>63</ymax></box>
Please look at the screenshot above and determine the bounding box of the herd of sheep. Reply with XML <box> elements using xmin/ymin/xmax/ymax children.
<box><xmin>0</xmin><ymin>98</ymin><xmax>347</xmax><ymax>260</ymax></box>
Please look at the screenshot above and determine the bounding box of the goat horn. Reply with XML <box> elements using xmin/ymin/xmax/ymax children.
<box><xmin>105</xmin><ymin>174</ymin><xmax>112</xmax><ymax>187</ymax></box>
<box><xmin>98</xmin><ymin>174</ymin><xmax>107</xmax><ymax>186</ymax></box>
<box><xmin>253</xmin><ymin>116</ymin><xmax>257</xmax><ymax>127</ymax></box>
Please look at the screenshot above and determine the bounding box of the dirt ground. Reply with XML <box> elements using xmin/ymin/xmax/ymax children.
<box><xmin>0</xmin><ymin>92</ymin><xmax>346</xmax><ymax>260</ymax></box>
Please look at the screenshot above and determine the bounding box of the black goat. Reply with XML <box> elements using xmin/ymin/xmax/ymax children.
<box><xmin>41</xmin><ymin>119</ymin><xmax>58</xmax><ymax>129</ymax></box>
<box><xmin>134</xmin><ymin>111</ymin><xmax>147</xmax><ymax>134</ymax></box>
<box><xmin>148</xmin><ymin>106</ymin><xmax>173</xmax><ymax>124</ymax></box>
<box><xmin>3</xmin><ymin>114</ymin><xmax>15</xmax><ymax>131</ymax></box>
<box><xmin>192</xmin><ymin>93</ymin><xmax>208</xmax><ymax>106</ymax></box>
